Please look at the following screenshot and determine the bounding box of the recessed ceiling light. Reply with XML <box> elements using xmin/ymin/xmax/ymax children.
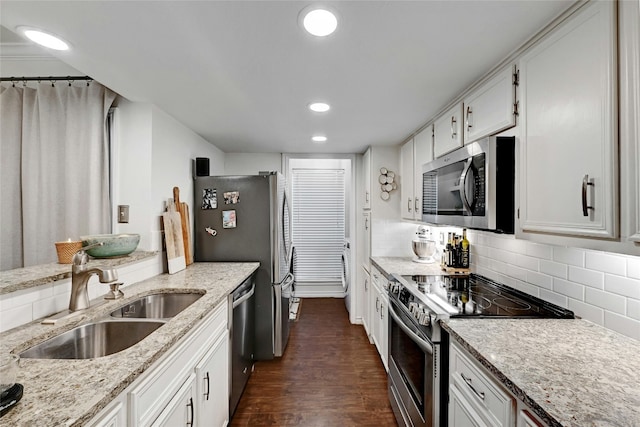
<box><xmin>302</xmin><ymin>8</ymin><xmax>338</xmax><ymax>37</ymax></box>
<box><xmin>312</xmin><ymin>136</ymin><xmax>328</xmax><ymax>143</ymax></box>
<box><xmin>309</xmin><ymin>102</ymin><xmax>331</xmax><ymax>113</ymax></box>
<box><xmin>16</xmin><ymin>26</ymin><xmax>70</xmax><ymax>51</ymax></box>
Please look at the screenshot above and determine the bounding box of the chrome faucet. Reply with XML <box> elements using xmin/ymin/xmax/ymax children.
<box><xmin>69</xmin><ymin>243</ymin><xmax>119</xmax><ymax>311</ymax></box>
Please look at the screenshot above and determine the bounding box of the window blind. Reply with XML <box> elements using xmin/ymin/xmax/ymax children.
<box><xmin>291</xmin><ymin>168</ymin><xmax>345</xmax><ymax>283</ymax></box>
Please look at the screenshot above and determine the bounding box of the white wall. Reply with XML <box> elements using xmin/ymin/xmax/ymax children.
<box><xmin>113</xmin><ymin>100</ymin><xmax>225</xmax><ymax>252</ymax></box>
<box><xmin>150</xmin><ymin>105</ymin><xmax>225</xmax><ymax>251</ymax></box>
<box><xmin>224</xmin><ymin>153</ymin><xmax>281</xmax><ymax>175</ymax></box>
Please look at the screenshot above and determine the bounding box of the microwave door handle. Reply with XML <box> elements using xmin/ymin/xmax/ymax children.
<box><xmin>459</xmin><ymin>159</ymin><xmax>474</xmax><ymax>215</ymax></box>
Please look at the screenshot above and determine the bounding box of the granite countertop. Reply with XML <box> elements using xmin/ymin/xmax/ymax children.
<box><xmin>442</xmin><ymin>319</ymin><xmax>640</xmax><ymax>427</ymax></box>
<box><xmin>0</xmin><ymin>262</ymin><xmax>259</xmax><ymax>426</ymax></box>
<box><xmin>373</xmin><ymin>256</ymin><xmax>640</xmax><ymax>427</ymax></box>
<box><xmin>371</xmin><ymin>256</ymin><xmax>448</xmax><ymax>278</ymax></box>
<box><xmin>0</xmin><ymin>251</ymin><xmax>158</xmax><ymax>295</ymax></box>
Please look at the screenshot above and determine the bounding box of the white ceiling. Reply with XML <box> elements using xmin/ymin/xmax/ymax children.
<box><xmin>0</xmin><ymin>1</ymin><xmax>573</xmax><ymax>154</ymax></box>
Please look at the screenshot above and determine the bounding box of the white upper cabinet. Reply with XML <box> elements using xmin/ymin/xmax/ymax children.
<box><xmin>519</xmin><ymin>0</ymin><xmax>617</xmax><ymax>238</ymax></box>
<box><xmin>363</xmin><ymin>147</ymin><xmax>372</xmax><ymax>210</ymax></box>
<box><xmin>434</xmin><ymin>103</ymin><xmax>464</xmax><ymax>158</ymax></box>
<box><xmin>463</xmin><ymin>66</ymin><xmax>516</xmax><ymax>144</ymax></box>
<box><xmin>400</xmin><ymin>138</ymin><xmax>415</xmax><ymax>220</ymax></box>
<box><xmin>619</xmin><ymin>0</ymin><xmax>640</xmax><ymax>243</ymax></box>
<box><xmin>401</xmin><ymin>126</ymin><xmax>433</xmax><ymax>220</ymax></box>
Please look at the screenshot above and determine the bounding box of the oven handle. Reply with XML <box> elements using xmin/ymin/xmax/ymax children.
<box><xmin>389</xmin><ymin>303</ymin><xmax>433</xmax><ymax>355</ymax></box>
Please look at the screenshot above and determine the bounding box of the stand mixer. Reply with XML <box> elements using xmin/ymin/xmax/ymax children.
<box><xmin>412</xmin><ymin>225</ymin><xmax>437</xmax><ymax>263</ymax></box>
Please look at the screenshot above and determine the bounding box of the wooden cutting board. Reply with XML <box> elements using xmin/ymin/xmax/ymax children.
<box><xmin>163</xmin><ymin>198</ymin><xmax>186</xmax><ymax>274</ymax></box>
<box><xmin>173</xmin><ymin>186</ymin><xmax>193</xmax><ymax>265</ymax></box>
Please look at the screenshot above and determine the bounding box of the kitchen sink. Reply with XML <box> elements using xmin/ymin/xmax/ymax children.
<box><xmin>20</xmin><ymin>320</ymin><xmax>164</xmax><ymax>360</ymax></box>
<box><xmin>110</xmin><ymin>292</ymin><xmax>203</xmax><ymax>319</ymax></box>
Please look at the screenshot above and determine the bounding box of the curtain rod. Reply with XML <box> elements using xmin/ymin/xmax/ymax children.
<box><xmin>0</xmin><ymin>76</ymin><xmax>93</xmax><ymax>86</ymax></box>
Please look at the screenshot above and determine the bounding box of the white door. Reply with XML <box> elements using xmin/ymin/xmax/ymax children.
<box><xmin>463</xmin><ymin>66</ymin><xmax>515</xmax><ymax>144</ymax></box>
<box><xmin>434</xmin><ymin>103</ymin><xmax>464</xmax><ymax>158</ymax></box>
<box><xmin>400</xmin><ymin>139</ymin><xmax>415</xmax><ymax>220</ymax></box>
<box><xmin>196</xmin><ymin>331</ymin><xmax>229</xmax><ymax>427</ymax></box>
<box><xmin>413</xmin><ymin>125</ymin><xmax>433</xmax><ymax>220</ymax></box>
<box><xmin>519</xmin><ymin>1</ymin><xmax>617</xmax><ymax>238</ymax></box>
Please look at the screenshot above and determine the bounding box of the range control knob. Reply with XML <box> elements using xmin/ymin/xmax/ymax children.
<box><xmin>389</xmin><ymin>281</ymin><xmax>401</xmax><ymax>294</ymax></box>
<box><xmin>417</xmin><ymin>311</ymin><xmax>432</xmax><ymax>327</ymax></box>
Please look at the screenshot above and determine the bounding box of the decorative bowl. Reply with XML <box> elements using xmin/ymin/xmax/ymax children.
<box><xmin>80</xmin><ymin>234</ymin><xmax>140</xmax><ymax>258</ymax></box>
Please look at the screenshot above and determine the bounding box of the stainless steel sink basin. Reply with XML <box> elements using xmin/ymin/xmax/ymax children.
<box><xmin>110</xmin><ymin>292</ymin><xmax>203</xmax><ymax>319</ymax></box>
<box><xmin>20</xmin><ymin>321</ymin><xmax>164</xmax><ymax>359</ymax></box>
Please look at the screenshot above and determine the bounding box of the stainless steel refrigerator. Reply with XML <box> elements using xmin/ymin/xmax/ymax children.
<box><xmin>193</xmin><ymin>172</ymin><xmax>295</xmax><ymax>362</ymax></box>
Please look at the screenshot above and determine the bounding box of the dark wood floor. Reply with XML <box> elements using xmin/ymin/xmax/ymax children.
<box><xmin>230</xmin><ymin>298</ymin><xmax>398</xmax><ymax>426</ymax></box>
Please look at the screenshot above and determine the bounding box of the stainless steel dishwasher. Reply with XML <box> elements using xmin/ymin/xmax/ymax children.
<box><xmin>229</xmin><ymin>275</ymin><xmax>255</xmax><ymax>418</ymax></box>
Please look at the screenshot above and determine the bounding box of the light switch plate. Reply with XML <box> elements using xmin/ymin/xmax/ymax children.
<box><xmin>118</xmin><ymin>205</ymin><xmax>129</xmax><ymax>223</ymax></box>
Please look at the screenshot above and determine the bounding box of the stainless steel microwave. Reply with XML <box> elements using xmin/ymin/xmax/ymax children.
<box><xmin>421</xmin><ymin>136</ymin><xmax>515</xmax><ymax>233</ymax></box>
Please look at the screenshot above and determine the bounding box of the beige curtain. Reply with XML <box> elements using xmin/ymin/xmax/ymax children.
<box><xmin>0</xmin><ymin>82</ymin><xmax>116</xmax><ymax>269</ymax></box>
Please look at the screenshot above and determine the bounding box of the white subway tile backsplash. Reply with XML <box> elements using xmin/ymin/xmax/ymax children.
<box><xmin>604</xmin><ymin>274</ymin><xmax>640</xmax><ymax>299</ymax></box>
<box><xmin>553</xmin><ymin>247</ymin><xmax>585</xmax><ymax>267</ymax></box>
<box><xmin>628</xmin><ymin>299</ymin><xmax>640</xmax><ymax>321</ymax></box>
<box><xmin>456</xmin><ymin>230</ymin><xmax>640</xmax><ymax>340</ymax></box>
<box><xmin>0</xmin><ymin>285</ymin><xmax>53</xmax><ymax>311</ymax></box>
<box><xmin>506</xmin><ymin>264</ymin><xmax>528</xmax><ymax>282</ymax></box>
<box><xmin>585</xmin><ymin>288</ymin><xmax>626</xmax><ymax>314</ymax></box>
<box><xmin>627</xmin><ymin>257</ymin><xmax>640</xmax><ymax>280</ymax></box>
<box><xmin>568</xmin><ymin>266</ymin><xmax>604</xmax><ymax>290</ymax></box>
<box><xmin>0</xmin><ymin>303</ymin><xmax>33</xmax><ymax>333</ymax></box>
<box><xmin>514</xmin><ymin>280</ymin><xmax>540</xmax><ymax>297</ymax></box>
<box><xmin>539</xmin><ymin>289</ymin><xmax>568</xmax><ymax>308</ymax></box>
<box><xmin>540</xmin><ymin>260</ymin><xmax>568</xmax><ymax>279</ymax></box>
<box><xmin>526</xmin><ymin>242</ymin><xmax>553</xmax><ymax>260</ymax></box>
<box><xmin>514</xmin><ymin>254</ymin><xmax>540</xmax><ymax>271</ymax></box>
<box><xmin>527</xmin><ymin>271</ymin><xmax>553</xmax><ymax>290</ymax></box>
<box><xmin>33</xmin><ymin>293</ymin><xmax>69</xmax><ymax>320</ymax></box>
<box><xmin>568</xmin><ymin>299</ymin><xmax>604</xmax><ymax>325</ymax></box>
<box><xmin>603</xmin><ymin>311</ymin><xmax>640</xmax><ymax>341</ymax></box>
<box><xmin>585</xmin><ymin>251</ymin><xmax>626</xmax><ymax>276</ymax></box>
<box><xmin>553</xmin><ymin>278</ymin><xmax>584</xmax><ymax>300</ymax></box>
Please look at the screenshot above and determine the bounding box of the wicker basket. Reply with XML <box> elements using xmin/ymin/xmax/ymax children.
<box><xmin>55</xmin><ymin>241</ymin><xmax>82</xmax><ymax>264</ymax></box>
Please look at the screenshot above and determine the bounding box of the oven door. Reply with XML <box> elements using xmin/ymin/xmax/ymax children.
<box><xmin>388</xmin><ymin>298</ymin><xmax>441</xmax><ymax>427</ymax></box>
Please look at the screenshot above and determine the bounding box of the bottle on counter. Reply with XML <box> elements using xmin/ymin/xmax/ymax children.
<box><xmin>461</xmin><ymin>228</ymin><xmax>469</xmax><ymax>268</ymax></box>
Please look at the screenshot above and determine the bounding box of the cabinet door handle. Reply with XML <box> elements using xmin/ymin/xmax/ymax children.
<box><xmin>407</xmin><ymin>198</ymin><xmax>412</xmax><ymax>213</ymax></box>
<box><xmin>380</xmin><ymin>304</ymin><xmax>384</xmax><ymax>319</ymax></box>
<box><xmin>465</xmin><ymin>106</ymin><xmax>473</xmax><ymax>131</ymax></box>
<box><xmin>365</xmin><ymin>278</ymin><xmax>368</xmax><ymax>291</ymax></box>
<box><xmin>204</xmin><ymin>371</ymin><xmax>210</xmax><ymax>400</ymax></box>
<box><xmin>582</xmin><ymin>174</ymin><xmax>594</xmax><ymax>216</ymax></box>
<box><xmin>451</xmin><ymin>115</ymin><xmax>457</xmax><ymax>139</ymax></box>
<box><xmin>365</xmin><ymin>217</ymin><xmax>369</xmax><ymax>230</ymax></box>
<box><xmin>366</xmin><ymin>191</ymin><xmax>370</xmax><ymax>202</ymax></box>
<box><xmin>376</xmin><ymin>296</ymin><xmax>380</xmax><ymax>312</ymax></box>
<box><xmin>461</xmin><ymin>373</ymin><xmax>485</xmax><ymax>400</ymax></box>
<box><xmin>414</xmin><ymin>197</ymin><xmax>420</xmax><ymax>213</ymax></box>
<box><xmin>186</xmin><ymin>397</ymin><xmax>194</xmax><ymax>426</ymax></box>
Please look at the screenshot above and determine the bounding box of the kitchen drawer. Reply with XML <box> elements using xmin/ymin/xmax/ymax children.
<box><xmin>371</xmin><ymin>266</ymin><xmax>384</xmax><ymax>288</ymax></box>
<box><xmin>450</xmin><ymin>342</ymin><xmax>514</xmax><ymax>427</ymax></box>
<box><xmin>128</xmin><ymin>301</ymin><xmax>228</xmax><ymax>426</ymax></box>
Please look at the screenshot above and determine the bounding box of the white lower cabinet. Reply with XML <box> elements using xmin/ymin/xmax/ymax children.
<box><xmin>449</xmin><ymin>341</ymin><xmax>549</xmax><ymax>427</ymax></box>
<box><xmin>87</xmin><ymin>399</ymin><xmax>126</xmax><ymax>427</ymax></box>
<box><xmin>370</xmin><ymin>266</ymin><xmax>388</xmax><ymax>371</ymax></box>
<box><xmin>152</xmin><ymin>373</ymin><xmax>196</xmax><ymax>427</ymax></box>
<box><xmin>88</xmin><ymin>300</ymin><xmax>229</xmax><ymax>427</ymax></box>
<box><xmin>195</xmin><ymin>330</ymin><xmax>230</xmax><ymax>426</ymax></box>
<box><xmin>449</xmin><ymin>385</ymin><xmax>489</xmax><ymax>427</ymax></box>
<box><xmin>361</xmin><ymin>266</ymin><xmax>372</xmax><ymax>339</ymax></box>
<box><xmin>449</xmin><ymin>341</ymin><xmax>514</xmax><ymax>427</ymax></box>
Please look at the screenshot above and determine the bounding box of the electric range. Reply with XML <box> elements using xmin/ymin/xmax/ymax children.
<box><xmin>386</xmin><ymin>273</ymin><xmax>574</xmax><ymax>427</ymax></box>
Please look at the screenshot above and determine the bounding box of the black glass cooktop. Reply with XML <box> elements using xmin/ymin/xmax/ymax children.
<box><xmin>400</xmin><ymin>274</ymin><xmax>574</xmax><ymax>318</ymax></box>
